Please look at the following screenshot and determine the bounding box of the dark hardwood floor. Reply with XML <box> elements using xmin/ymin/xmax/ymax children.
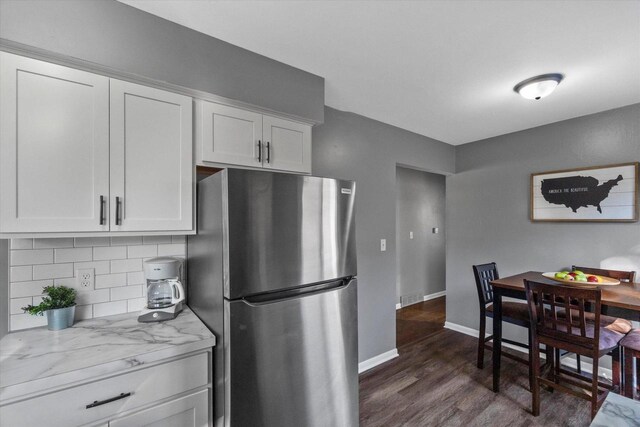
<box><xmin>396</xmin><ymin>297</ymin><xmax>446</xmax><ymax>348</ymax></box>
<box><xmin>359</xmin><ymin>297</ymin><xmax>591</xmax><ymax>426</ymax></box>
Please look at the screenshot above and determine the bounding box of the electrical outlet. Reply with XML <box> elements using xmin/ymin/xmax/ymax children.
<box><xmin>380</xmin><ymin>239</ymin><xmax>387</xmax><ymax>252</ymax></box>
<box><xmin>76</xmin><ymin>268</ymin><xmax>94</xmax><ymax>289</ymax></box>
<box><xmin>409</xmin><ymin>231</ymin><xmax>414</xmax><ymax>239</ymax></box>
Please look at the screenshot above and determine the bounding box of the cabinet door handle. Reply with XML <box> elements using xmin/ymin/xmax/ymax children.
<box><xmin>257</xmin><ymin>140</ymin><xmax>262</xmax><ymax>162</ymax></box>
<box><xmin>266</xmin><ymin>141</ymin><xmax>271</xmax><ymax>164</ymax></box>
<box><xmin>99</xmin><ymin>195</ymin><xmax>106</xmax><ymax>225</ymax></box>
<box><xmin>86</xmin><ymin>392</ymin><xmax>131</xmax><ymax>409</ymax></box>
<box><xmin>115</xmin><ymin>196</ymin><xmax>122</xmax><ymax>226</ymax></box>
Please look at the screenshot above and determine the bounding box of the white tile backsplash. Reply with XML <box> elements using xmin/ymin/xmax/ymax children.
<box><xmin>110</xmin><ymin>258</ymin><xmax>142</xmax><ymax>274</ymax></box>
<box><xmin>127</xmin><ymin>297</ymin><xmax>147</xmax><ymax>313</ymax></box>
<box><xmin>10</xmin><ymin>313</ymin><xmax>47</xmax><ymax>330</ymax></box>
<box><xmin>75</xmin><ymin>304</ymin><xmax>93</xmax><ymax>320</ymax></box>
<box><xmin>127</xmin><ymin>244</ymin><xmax>157</xmax><ymax>259</ymax></box>
<box><xmin>10</xmin><ymin>297</ymin><xmax>32</xmax><ymax>315</ymax></box>
<box><xmin>76</xmin><ymin>289</ymin><xmax>110</xmax><ymax>305</ymax></box>
<box><xmin>33</xmin><ymin>238</ymin><xmax>74</xmax><ymax>249</ymax></box>
<box><xmin>54</xmin><ymin>247</ymin><xmax>93</xmax><ymax>263</ymax></box>
<box><xmin>74</xmin><ymin>237</ymin><xmax>111</xmax><ymax>247</ymax></box>
<box><xmin>10</xmin><ymin>266</ymin><xmax>32</xmax><ymax>282</ymax></box>
<box><xmin>95</xmin><ymin>273</ymin><xmax>128</xmax><ymax>289</ymax></box>
<box><xmin>110</xmin><ymin>236</ymin><xmax>142</xmax><ymax>246</ymax></box>
<box><xmin>142</xmin><ymin>235</ymin><xmax>172</xmax><ymax>244</ymax></box>
<box><xmin>74</xmin><ymin>260</ymin><xmax>111</xmax><ymax>275</ymax></box>
<box><xmin>127</xmin><ymin>271</ymin><xmax>145</xmax><ymax>285</ymax></box>
<box><xmin>157</xmin><ymin>244</ymin><xmax>186</xmax><ymax>257</ymax></box>
<box><xmin>33</xmin><ymin>263</ymin><xmax>73</xmax><ymax>280</ymax></box>
<box><xmin>11</xmin><ymin>280</ymin><xmax>51</xmax><ymax>298</ymax></box>
<box><xmin>93</xmin><ymin>246</ymin><xmax>127</xmax><ymax>261</ymax></box>
<box><xmin>10</xmin><ymin>238</ymin><xmax>33</xmax><ymax>249</ymax></box>
<box><xmin>111</xmin><ymin>285</ymin><xmax>143</xmax><ymax>301</ymax></box>
<box><xmin>11</xmin><ymin>249</ymin><xmax>53</xmax><ymax>266</ymax></box>
<box><xmin>7</xmin><ymin>236</ymin><xmax>187</xmax><ymax>331</ymax></box>
<box><xmin>93</xmin><ymin>300</ymin><xmax>128</xmax><ymax>317</ymax></box>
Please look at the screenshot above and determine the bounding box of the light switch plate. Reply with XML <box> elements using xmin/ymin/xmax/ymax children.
<box><xmin>380</xmin><ymin>239</ymin><xmax>387</xmax><ymax>251</ymax></box>
<box><xmin>409</xmin><ymin>231</ymin><xmax>414</xmax><ymax>239</ymax></box>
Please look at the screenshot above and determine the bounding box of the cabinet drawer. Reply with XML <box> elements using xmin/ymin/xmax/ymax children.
<box><xmin>0</xmin><ymin>352</ymin><xmax>208</xmax><ymax>427</ymax></box>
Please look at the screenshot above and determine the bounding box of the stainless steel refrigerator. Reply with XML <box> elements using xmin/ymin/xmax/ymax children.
<box><xmin>187</xmin><ymin>168</ymin><xmax>358</xmax><ymax>427</ymax></box>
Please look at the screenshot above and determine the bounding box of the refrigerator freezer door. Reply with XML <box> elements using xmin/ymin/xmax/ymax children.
<box><xmin>226</xmin><ymin>278</ymin><xmax>358</xmax><ymax>427</ymax></box>
<box><xmin>225</xmin><ymin>169</ymin><xmax>356</xmax><ymax>299</ymax></box>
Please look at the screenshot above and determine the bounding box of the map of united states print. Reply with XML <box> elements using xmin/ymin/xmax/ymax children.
<box><xmin>541</xmin><ymin>174</ymin><xmax>623</xmax><ymax>213</ymax></box>
<box><xmin>531</xmin><ymin>163</ymin><xmax>637</xmax><ymax>221</ymax></box>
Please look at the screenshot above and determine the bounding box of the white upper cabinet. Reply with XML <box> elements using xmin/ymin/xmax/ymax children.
<box><xmin>0</xmin><ymin>52</ymin><xmax>110</xmax><ymax>233</ymax></box>
<box><xmin>196</xmin><ymin>100</ymin><xmax>312</xmax><ymax>174</ymax></box>
<box><xmin>110</xmin><ymin>80</ymin><xmax>193</xmax><ymax>232</ymax></box>
<box><xmin>0</xmin><ymin>53</ymin><xmax>193</xmax><ymax>236</ymax></box>
<box><xmin>197</xmin><ymin>101</ymin><xmax>263</xmax><ymax>168</ymax></box>
<box><xmin>262</xmin><ymin>115</ymin><xmax>311</xmax><ymax>173</ymax></box>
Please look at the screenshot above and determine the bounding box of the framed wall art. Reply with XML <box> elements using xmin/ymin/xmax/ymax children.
<box><xmin>531</xmin><ymin>162</ymin><xmax>638</xmax><ymax>222</ymax></box>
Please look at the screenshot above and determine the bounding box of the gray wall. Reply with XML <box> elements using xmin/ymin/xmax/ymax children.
<box><xmin>446</xmin><ymin>104</ymin><xmax>640</xmax><ymax>334</ymax></box>
<box><xmin>0</xmin><ymin>240</ymin><xmax>8</xmax><ymax>339</ymax></box>
<box><xmin>0</xmin><ymin>0</ymin><xmax>324</xmax><ymax>123</ymax></box>
<box><xmin>396</xmin><ymin>167</ymin><xmax>446</xmax><ymax>303</ymax></box>
<box><xmin>313</xmin><ymin>107</ymin><xmax>455</xmax><ymax>362</ymax></box>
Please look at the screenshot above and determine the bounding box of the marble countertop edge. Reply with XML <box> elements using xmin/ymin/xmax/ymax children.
<box><xmin>0</xmin><ymin>307</ymin><xmax>215</xmax><ymax>403</ymax></box>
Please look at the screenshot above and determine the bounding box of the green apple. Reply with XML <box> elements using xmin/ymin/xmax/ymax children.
<box><xmin>555</xmin><ymin>272</ymin><xmax>568</xmax><ymax>279</ymax></box>
<box><xmin>573</xmin><ymin>270</ymin><xmax>584</xmax><ymax>275</ymax></box>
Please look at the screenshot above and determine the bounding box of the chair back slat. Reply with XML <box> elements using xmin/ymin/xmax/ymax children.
<box><xmin>473</xmin><ymin>263</ymin><xmax>499</xmax><ymax>307</ymax></box>
<box><xmin>572</xmin><ymin>265</ymin><xmax>636</xmax><ymax>283</ymax></box>
<box><xmin>524</xmin><ymin>280</ymin><xmax>601</xmax><ymax>352</ymax></box>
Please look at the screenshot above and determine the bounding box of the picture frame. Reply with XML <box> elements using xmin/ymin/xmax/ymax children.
<box><xmin>530</xmin><ymin>162</ymin><xmax>639</xmax><ymax>222</ymax></box>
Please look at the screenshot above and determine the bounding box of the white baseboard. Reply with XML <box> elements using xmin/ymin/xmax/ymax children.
<box><xmin>443</xmin><ymin>321</ymin><xmax>612</xmax><ymax>379</ymax></box>
<box><xmin>424</xmin><ymin>290</ymin><xmax>446</xmax><ymax>301</ymax></box>
<box><xmin>358</xmin><ymin>348</ymin><xmax>399</xmax><ymax>373</ymax></box>
<box><xmin>396</xmin><ymin>290</ymin><xmax>446</xmax><ymax>310</ymax></box>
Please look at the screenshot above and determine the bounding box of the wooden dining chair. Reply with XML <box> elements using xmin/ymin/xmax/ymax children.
<box><xmin>524</xmin><ymin>280</ymin><xmax>624</xmax><ymax>419</ymax></box>
<box><xmin>568</xmin><ymin>266</ymin><xmax>637</xmax><ymax>372</ymax></box>
<box><xmin>621</xmin><ymin>328</ymin><xmax>640</xmax><ymax>399</ymax></box>
<box><xmin>473</xmin><ymin>263</ymin><xmax>534</xmax><ymax>383</ymax></box>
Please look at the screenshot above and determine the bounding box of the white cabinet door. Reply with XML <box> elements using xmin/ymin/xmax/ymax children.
<box><xmin>110</xmin><ymin>80</ymin><xmax>193</xmax><ymax>232</ymax></box>
<box><xmin>262</xmin><ymin>115</ymin><xmax>311</xmax><ymax>174</ymax></box>
<box><xmin>0</xmin><ymin>52</ymin><xmax>110</xmax><ymax>233</ymax></box>
<box><xmin>109</xmin><ymin>390</ymin><xmax>209</xmax><ymax>427</ymax></box>
<box><xmin>197</xmin><ymin>101</ymin><xmax>263</xmax><ymax>168</ymax></box>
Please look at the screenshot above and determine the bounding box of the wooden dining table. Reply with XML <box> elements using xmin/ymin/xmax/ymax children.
<box><xmin>489</xmin><ymin>271</ymin><xmax>640</xmax><ymax>393</ymax></box>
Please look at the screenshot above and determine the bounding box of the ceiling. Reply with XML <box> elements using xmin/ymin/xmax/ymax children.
<box><xmin>119</xmin><ymin>0</ymin><xmax>640</xmax><ymax>145</ymax></box>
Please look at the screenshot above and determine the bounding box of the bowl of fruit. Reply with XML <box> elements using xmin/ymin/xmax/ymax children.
<box><xmin>542</xmin><ymin>270</ymin><xmax>620</xmax><ymax>286</ymax></box>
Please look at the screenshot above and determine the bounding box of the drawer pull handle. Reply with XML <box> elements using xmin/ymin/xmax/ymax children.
<box><xmin>86</xmin><ymin>392</ymin><xmax>131</xmax><ymax>409</ymax></box>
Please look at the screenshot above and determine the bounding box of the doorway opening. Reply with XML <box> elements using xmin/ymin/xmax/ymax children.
<box><xmin>395</xmin><ymin>166</ymin><xmax>446</xmax><ymax>348</ymax></box>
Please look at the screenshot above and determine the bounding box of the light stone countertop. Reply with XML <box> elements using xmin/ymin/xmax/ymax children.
<box><xmin>0</xmin><ymin>307</ymin><xmax>215</xmax><ymax>403</ymax></box>
<box><xmin>590</xmin><ymin>392</ymin><xmax>640</xmax><ymax>427</ymax></box>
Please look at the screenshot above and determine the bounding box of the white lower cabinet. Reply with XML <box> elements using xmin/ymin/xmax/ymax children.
<box><xmin>109</xmin><ymin>389</ymin><xmax>209</xmax><ymax>427</ymax></box>
<box><xmin>0</xmin><ymin>352</ymin><xmax>211</xmax><ymax>427</ymax></box>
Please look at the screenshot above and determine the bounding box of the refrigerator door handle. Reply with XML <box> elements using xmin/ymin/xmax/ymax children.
<box><xmin>242</xmin><ymin>277</ymin><xmax>354</xmax><ymax>305</ymax></box>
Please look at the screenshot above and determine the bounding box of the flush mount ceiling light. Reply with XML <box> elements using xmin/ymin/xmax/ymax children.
<box><xmin>514</xmin><ymin>73</ymin><xmax>564</xmax><ymax>100</ymax></box>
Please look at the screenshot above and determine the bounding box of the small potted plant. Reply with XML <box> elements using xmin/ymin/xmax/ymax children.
<box><xmin>22</xmin><ymin>285</ymin><xmax>77</xmax><ymax>331</ymax></box>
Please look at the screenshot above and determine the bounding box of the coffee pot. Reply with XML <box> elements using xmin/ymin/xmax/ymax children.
<box><xmin>138</xmin><ymin>257</ymin><xmax>185</xmax><ymax>323</ymax></box>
